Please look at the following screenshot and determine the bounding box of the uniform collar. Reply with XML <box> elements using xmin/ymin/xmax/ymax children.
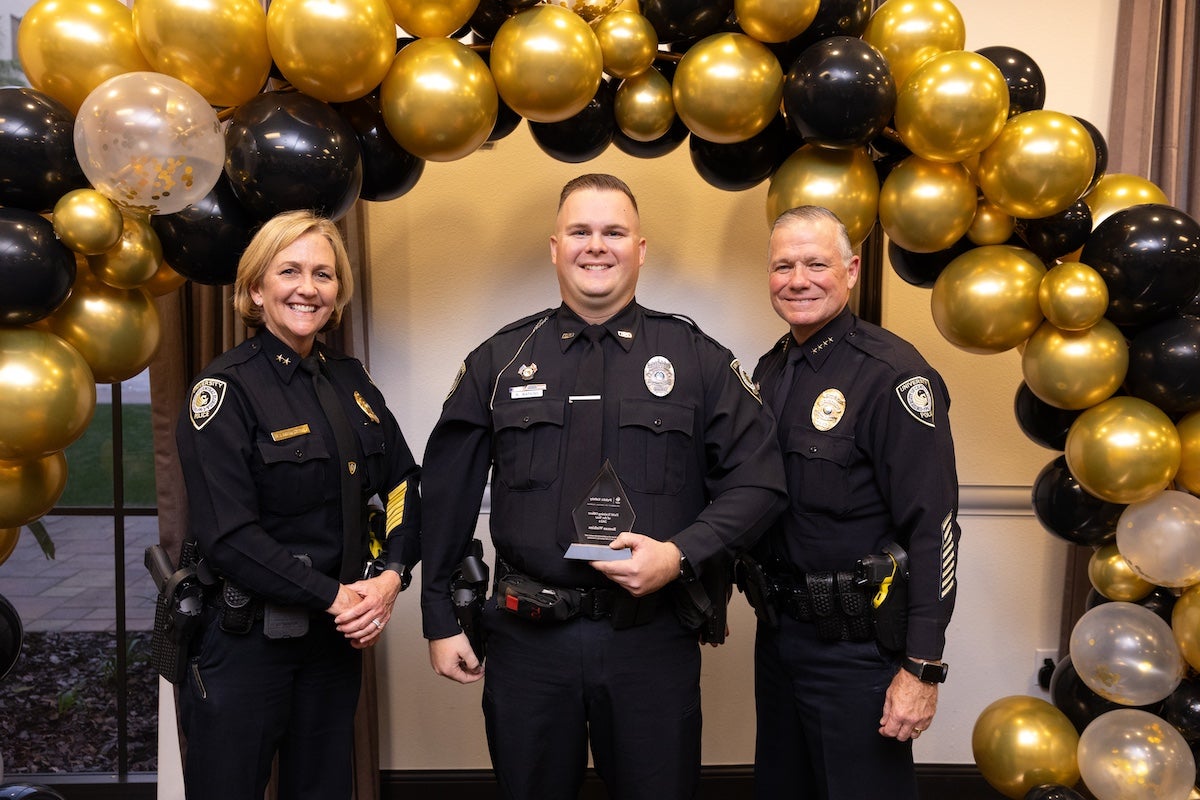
<box><xmin>556</xmin><ymin>301</ymin><xmax>640</xmax><ymax>354</ymax></box>
<box><xmin>252</xmin><ymin>328</ymin><xmax>313</xmax><ymax>382</ymax></box>
<box><xmin>792</xmin><ymin>307</ymin><xmax>854</xmax><ymax>372</ymax></box>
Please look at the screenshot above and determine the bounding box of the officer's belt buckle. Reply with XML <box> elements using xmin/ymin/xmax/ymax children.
<box><xmin>578</xmin><ymin>587</ymin><xmax>614</xmax><ymax>620</ymax></box>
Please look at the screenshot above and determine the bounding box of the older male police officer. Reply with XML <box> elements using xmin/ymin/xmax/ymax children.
<box><xmin>748</xmin><ymin>206</ymin><xmax>961</xmax><ymax>799</ymax></box>
<box><xmin>420</xmin><ymin>174</ymin><xmax>786</xmax><ymax>799</ymax></box>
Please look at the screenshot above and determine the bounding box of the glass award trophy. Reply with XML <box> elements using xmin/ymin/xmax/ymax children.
<box><xmin>565</xmin><ymin>459</ymin><xmax>635</xmax><ymax>560</ymax></box>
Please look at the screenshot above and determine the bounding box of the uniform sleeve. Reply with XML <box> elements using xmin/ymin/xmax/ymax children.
<box><xmin>868</xmin><ymin>368</ymin><xmax>961</xmax><ymax>660</ymax></box>
<box><xmin>175</xmin><ymin>377</ymin><xmax>340</xmax><ymax>610</ymax></box>
<box><xmin>671</xmin><ymin>349</ymin><xmax>787</xmax><ymax>569</ymax></box>
<box><xmin>375</xmin><ymin>383</ymin><xmax>422</xmax><ymax>576</ymax></box>
<box><xmin>419</xmin><ymin>354</ymin><xmax>494</xmax><ymax>639</ymax></box>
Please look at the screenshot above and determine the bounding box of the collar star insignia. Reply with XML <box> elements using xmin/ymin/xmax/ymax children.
<box><xmin>275</xmin><ymin>354</ymin><xmax>291</xmax><ymax>366</ymax></box>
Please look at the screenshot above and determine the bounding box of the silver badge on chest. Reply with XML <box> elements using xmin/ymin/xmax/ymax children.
<box><xmin>644</xmin><ymin>355</ymin><xmax>675</xmax><ymax>397</ymax></box>
<box><xmin>811</xmin><ymin>388</ymin><xmax>846</xmax><ymax>431</ymax></box>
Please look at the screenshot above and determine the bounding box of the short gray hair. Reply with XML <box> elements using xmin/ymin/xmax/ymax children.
<box><xmin>770</xmin><ymin>206</ymin><xmax>854</xmax><ymax>263</ymax></box>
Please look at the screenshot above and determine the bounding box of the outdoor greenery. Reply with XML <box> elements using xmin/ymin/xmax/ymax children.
<box><xmin>59</xmin><ymin>403</ymin><xmax>157</xmax><ymax>508</ymax></box>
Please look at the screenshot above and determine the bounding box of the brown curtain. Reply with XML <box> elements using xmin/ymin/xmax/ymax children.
<box><xmin>1059</xmin><ymin>0</ymin><xmax>1200</xmax><ymax>653</ymax></box>
<box><xmin>149</xmin><ymin>202</ymin><xmax>380</xmax><ymax>800</ymax></box>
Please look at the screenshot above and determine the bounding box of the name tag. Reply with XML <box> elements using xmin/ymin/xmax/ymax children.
<box><xmin>271</xmin><ymin>424</ymin><xmax>311</xmax><ymax>441</ymax></box>
<box><xmin>510</xmin><ymin>384</ymin><xmax>547</xmax><ymax>399</ymax></box>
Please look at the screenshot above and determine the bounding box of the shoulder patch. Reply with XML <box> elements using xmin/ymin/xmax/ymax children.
<box><xmin>731</xmin><ymin>359</ymin><xmax>762</xmax><ymax>404</ymax></box>
<box><xmin>190</xmin><ymin>378</ymin><xmax>228</xmax><ymax>430</ymax></box>
<box><xmin>447</xmin><ymin>361</ymin><xmax>466</xmax><ymax>400</ymax></box>
<box><xmin>895</xmin><ymin>376</ymin><xmax>935</xmax><ymax>427</ymax></box>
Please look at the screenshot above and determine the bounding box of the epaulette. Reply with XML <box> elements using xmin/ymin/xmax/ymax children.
<box><xmin>642</xmin><ymin>306</ymin><xmax>736</xmax><ymax>350</ymax></box>
<box><xmin>203</xmin><ymin>336</ymin><xmax>260</xmax><ymax>371</ymax></box>
<box><xmin>494</xmin><ymin>308</ymin><xmax>556</xmax><ymax>336</ymax></box>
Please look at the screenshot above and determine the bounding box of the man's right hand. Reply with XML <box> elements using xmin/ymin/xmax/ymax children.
<box><xmin>429</xmin><ymin>633</ymin><xmax>484</xmax><ymax>684</ymax></box>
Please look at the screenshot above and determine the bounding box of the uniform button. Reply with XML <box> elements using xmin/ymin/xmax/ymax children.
<box><xmin>654</xmin><ymin>418</ymin><xmax>662</xmax><ymax>426</ymax></box>
<box><xmin>523</xmin><ymin>416</ymin><xmax>530</xmax><ymax>423</ymax></box>
<box><xmin>296</xmin><ymin>449</ymin><xmax>303</xmax><ymax>458</ymax></box>
<box><xmin>809</xmin><ymin>446</ymin><xmax>818</xmax><ymax>453</ymax></box>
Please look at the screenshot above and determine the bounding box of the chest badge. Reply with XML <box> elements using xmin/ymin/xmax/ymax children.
<box><xmin>518</xmin><ymin>363</ymin><xmax>538</xmax><ymax>380</ymax></box>
<box><xmin>189</xmin><ymin>378</ymin><xmax>227</xmax><ymax>431</ymax></box>
<box><xmin>644</xmin><ymin>356</ymin><xmax>675</xmax><ymax>397</ymax></box>
<box><xmin>811</xmin><ymin>388</ymin><xmax>846</xmax><ymax>431</ymax></box>
<box><xmin>354</xmin><ymin>391</ymin><xmax>380</xmax><ymax>424</ymax></box>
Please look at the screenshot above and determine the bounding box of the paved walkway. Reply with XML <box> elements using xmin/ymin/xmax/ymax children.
<box><xmin>0</xmin><ymin>514</ymin><xmax>159</xmax><ymax>633</ymax></box>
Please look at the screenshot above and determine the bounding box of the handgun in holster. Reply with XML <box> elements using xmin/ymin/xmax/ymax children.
<box><xmin>451</xmin><ymin>539</ymin><xmax>490</xmax><ymax>662</ymax></box>
<box><xmin>675</xmin><ymin>557</ymin><xmax>731</xmax><ymax>645</ymax></box>
<box><xmin>734</xmin><ymin>552</ymin><xmax>779</xmax><ymax>630</ymax></box>
<box><xmin>145</xmin><ymin>541</ymin><xmax>204</xmax><ymax>684</ymax></box>
<box><xmin>855</xmin><ymin>541</ymin><xmax>910</xmax><ymax>652</ymax></box>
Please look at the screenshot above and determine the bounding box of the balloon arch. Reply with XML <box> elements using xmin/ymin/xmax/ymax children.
<box><xmin>2</xmin><ymin>0</ymin><xmax>1200</xmax><ymax>796</ymax></box>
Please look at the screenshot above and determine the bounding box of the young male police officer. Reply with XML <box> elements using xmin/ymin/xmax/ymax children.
<box><xmin>420</xmin><ymin>174</ymin><xmax>786</xmax><ymax>799</ymax></box>
<box><xmin>749</xmin><ymin>206</ymin><xmax>961</xmax><ymax>798</ymax></box>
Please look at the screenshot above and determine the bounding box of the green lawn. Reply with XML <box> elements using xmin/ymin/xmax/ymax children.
<box><xmin>59</xmin><ymin>403</ymin><xmax>157</xmax><ymax>508</ymax></box>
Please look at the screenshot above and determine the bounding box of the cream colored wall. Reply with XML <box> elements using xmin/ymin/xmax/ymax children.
<box><xmin>362</xmin><ymin>0</ymin><xmax>1120</xmax><ymax>769</ymax></box>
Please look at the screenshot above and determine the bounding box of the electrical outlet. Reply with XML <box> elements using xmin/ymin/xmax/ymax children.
<box><xmin>1034</xmin><ymin>648</ymin><xmax>1059</xmax><ymax>691</ymax></box>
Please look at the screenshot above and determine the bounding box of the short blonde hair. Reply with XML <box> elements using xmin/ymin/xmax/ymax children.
<box><xmin>233</xmin><ymin>210</ymin><xmax>354</xmax><ymax>329</ymax></box>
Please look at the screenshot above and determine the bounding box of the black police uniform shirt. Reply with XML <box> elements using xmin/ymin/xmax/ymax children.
<box><xmin>176</xmin><ymin>327</ymin><xmax>421</xmax><ymax>611</ymax></box>
<box><xmin>420</xmin><ymin>301</ymin><xmax>787</xmax><ymax>640</ymax></box>
<box><xmin>752</xmin><ymin>307</ymin><xmax>961</xmax><ymax>660</ymax></box>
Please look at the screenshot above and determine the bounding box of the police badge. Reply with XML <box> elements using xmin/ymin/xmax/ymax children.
<box><xmin>644</xmin><ymin>356</ymin><xmax>675</xmax><ymax>397</ymax></box>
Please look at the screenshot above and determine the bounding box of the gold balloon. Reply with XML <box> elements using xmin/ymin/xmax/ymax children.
<box><xmin>46</xmin><ymin>269</ymin><xmax>162</xmax><ymax>384</ymax></box>
<box><xmin>1085</xmin><ymin>173</ymin><xmax>1172</xmax><ymax>229</ymax></box>
<box><xmin>861</xmin><ymin>0</ymin><xmax>965</xmax><ymax>88</ymax></box>
<box><xmin>53</xmin><ymin>189</ymin><xmax>124</xmax><ymax>256</ymax></box>
<box><xmin>88</xmin><ymin>212</ymin><xmax>164</xmax><ymax>290</ymax></box>
<box><xmin>132</xmin><ymin>0</ymin><xmax>270</xmax><ymax>108</ymax></box>
<box><xmin>1038</xmin><ymin>261</ymin><xmax>1109</xmax><ymax>331</ymax></box>
<box><xmin>0</xmin><ymin>328</ymin><xmax>96</xmax><ymax>461</ymax></box>
<box><xmin>388</xmin><ymin>0</ymin><xmax>481</xmax><ymax>38</ymax></box>
<box><xmin>971</xmin><ymin>695</ymin><xmax>1080</xmax><ymax>800</ymax></box>
<box><xmin>766</xmin><ymin>145</ymin><xmax>879</xmax><ymax>248</ymax></box>
<box><xmin>17</xmin><ymin>0</ymin><xmax>152</xmax><ymax>114</ymax></box>
<box><xmin>491</xmin><ymin>5</ymin><xmax>604</xmax><ymax>123</ymax></box>
<box><xmin>734</xmin><ymin>0</ymin><xmax>820</xmax><ymax>44</ymax></box>
<box><xmin>978</xmin><ymin>110</ymin><xmax>1097</xmax><ymax>219</ymax></box>
<box><xmin>967</xmin><ymin>198</ymin><xmax>1015</xmax><ymax>245</ymax></box>
<box><xmin>672</xmin><ymin>33</ymin><xmax>784</xmax><ymax>144</ymax></box>
<box><xmin>615</xmin><ymin>69</ymin><xmax>675</xmax><ymax>142</ymax></box>
<box><xmin>930</xmin><ymin>245</ymin><xmax>1046</xmax><ymax>354</ymax></box>
<box><xmin>1021</xmin><ymin>319</ymin><xmax>1128</xmax><ymax>411</ymax></box>
<box><xmin>0</xmin><ymin>527</ymin><xmax>18</xmax><ymax>566</ymax></box>
<box><xmin>1089</xmin><ymin>543</ymin><xmax>1155</xmax><ymax>602</ymax></box>
<box><xmin>595</xmin><ymin>10</ymin><xmax>658</xmax><ymax>79</ymax></box>
<box><xmin>381</xmin><ymin>38</ymin><xmax>498</xmax><ymax>163</ymax></box>
<box><xmin>144</xmin><ymin>261</ymin><xmax>189</xmax><ymax>297</ymax></box>
<box><xmin>1177</xmin><ymin>411</ymin><xmax>1200</xmax><ymax>496</ymax></box>
<box><xmin>895</xmin><ymin>50</ymin><xmax>1009</xmax><ymax>163</ymax></box>
<box><xmin>267</xmin><ymin>0</ymin><xmax>397</xmax><ymax>103</ymax></box>
<box><xmin>548</xmin><ymin>0</ymin><xmax>621</xmax><ymax>23</ymax></box>
<box><xmin>1066</xmin><ymin>397</ymin><xmax>1182</xmax><ymax>505</ymax></box>
<box><xmin>1174</xmin><ymin>584</ymin><xmax>1200</xmax><ymax>672</ymax></box>
<box><xmin>0</xmin><ymin>452</ymin><xmax>68</xmax><ymax>529</ymax></box>
<box><xmin>878</xmin><ymin>155</ymin><xmax>976</xmax><ymax>253</ymax></box>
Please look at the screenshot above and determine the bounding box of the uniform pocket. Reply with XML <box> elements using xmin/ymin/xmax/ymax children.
<box><xmin>784</xmin><ymin>427</ymin><xmax>855</xmax><ymax>517</ymax></box>
<box><xmin>256</xmin><ymin>435</ymin><xmax>331</xmax><ymax>513</ymax></box>
<box><xmin>493</xmin><ymin>399</ymin><xmax>565</xmax><ymax>490</ymax></box>
<box><xmin>618</xmin><ymin>399</ymin><xmax>695</xmax><ymax>495</ymax></box>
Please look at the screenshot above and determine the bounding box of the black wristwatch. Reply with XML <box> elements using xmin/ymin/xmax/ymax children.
<box><xmin>901</xmin><ymin>658</ymin><xmax>948</xmax><ymax>684</ymax></box>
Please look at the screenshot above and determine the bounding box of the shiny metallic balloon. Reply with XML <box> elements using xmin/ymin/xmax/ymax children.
<box><xmin>734</xmin><ymin>0</ymin><xmax>819</xmax><ymax>44</ymax></box>
<box><xmin>595</xmin><ymin>10</ymin><xmax>658</xmax><ymax>79</ymax></box>
<box><xmin>615</xmin><ymin>69</ymin><xmax>675</xmax><ymax>142</ymax></box>
<box><xmin>1173</xmin><ymin>584</ymin><xmax>1200</xmax><ymax>672</ymax></box>
<box><xmin>0</xmin><ymin>527</ymin><xmax>18</xmax><ymax>566</ymax></box>
<box><xmin>88</xmin><ymin>212</ymin><xmax>163</xmax><ymax>290</ymax></box>
<box><xmin>549</xmin><ymin>0</ymin><xmax>623</xmax><ymax>23</ymax></box>
<box><xmin>381</xmin><ymin>38</ymin><xmax>498</xmax><ymax>163</ymax></box>
<box><xmin>143</xmin><ymin>261</ymin><xmax>189</xmax><ymax>297</ymax></box>
<box><xmin>766</xmin><ymin>145</ymin><xmax>879</xmax><ymax>247</ymax></box>
<box><xmin>878</xmin><ymin>155</ymin><xmax>976</xmax><ymax>253</ymax></box>
<box><xmin>0</xmin><ymin>451</ymin><xmax>68</xmax><ymax>529</ymax></box>
<box><xmin>931</xmin><ymin>245</ymin><xmax>1046</xmax><ymax>354</ymax></box>
<box><xmin>895</xmin><ymin>49</ymin><xmax>1009</xmax><ymax>163</ymax></box>
<box><xmin>1038</xmin><ymin>262</ymin><xmax>1108</xmax><ymax>331</ymax></box>
<box><xmin>1178</xmin><ymin>410</ymin><xmax>1200</xmax><ymax>496</ymax></box>
<box><xmin>861</xmin><ymin>0</ymin><xmax>965</xmax><ymax>88</ymax></box>
<box><xmin>133</xmin><ymin>0</ymin><xmax>271</xmax><ymax>108</ymax></box>
<box><xmin>971</xmin><ymin>695</ymin><xmax>1080</xmax><ymax>800</ymax></box>
<box><xmin>388</xmin><ymin>0</ymin><xmax>481</xmax><ymax>38</ymax></box>
<box><xmin>1066</xmin><ymin>397</ymin><xmax>1181</xmax><ymax>505</ymax></box>
<box><xmin>1117</xmin><ymin>490</ymin><xmax>1200</xmax><ymax>589</ymax></box>
<box><xmin>978</xmin><ymin>110</ymin><xmax>1096</xmax><ymax>219</ymax></box>
<box><xmin>491</xmin><ymin>5</ymin><xmax>604</xmax><ymax>123</ymax></box>
<box><xmin>1084</xmin><ymin>173</ymin><xmax>1171</xmax><ymax>229</ymax></box>
<box><xmin>1021</xmin><ymin>318</ymin><xmax>1128</xmax><ymax>411</ymax></box>
<box><xmin>673</xmin><ymin>32</ymin><xmax>784</xmax><ymax>144</ymax></box>
<box><xmin>0</xmin><ymin>328</ymin><xmax>96</xmax><ymax>460</ymax></box>
<box><xmin>1088</xmin><ymin>543</ymin><xmax>1154</xmax><ymax>603</ymax></box>
<box><xmin>967</xmin><ymin>198</ymin><xmax>1015</xmax><ymax>246</ymax></box>
<box><xmin>52</xmin><ymin>189</ymin><xmax>123</xmax><ymax>255</ymax></box>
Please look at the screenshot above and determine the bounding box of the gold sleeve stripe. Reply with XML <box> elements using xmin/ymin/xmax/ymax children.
<box><xmin>386</xmin><ymin>481</ymin><xmax>409</xmax><ymax>535</ymax></box>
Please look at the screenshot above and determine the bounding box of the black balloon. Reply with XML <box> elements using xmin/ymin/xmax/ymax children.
<box><xmin>1</xmin><ymin>592</ymin><xmax>24</xmax><ymax>682</ymax></box>
<box><xmin>1014</xmin><ymin>201</ymin><xmax>1092</xmax><ymax>264</ymax></box>
<box><xmin>151</xmin><ymin>174</ymin><xmax>256</xmax><ymax>286</ymax></box>
<box><xmin>1014</xmin><ymin>382</ymin><xmax>1082</xmax><ymax>450</ymax></box>
<box><xmin>1080</xmin><ymin>203</ymin><xmax>1200</xmax><ymax>327</ymax></box>
<box><xmin>224</xmin><ymin>91</ymin><xmax>363</xmax><ymax>224</ymax></box>
<box><xmin>0</xmin><ymin>207</ymin><xmax>76</xmax><ymax>325</ymax></box>
<box><xmin>478</xmin><ymin>49</ymin><xmax>522</xmax><ymax>143</ymax></box>
<box><xmin>786</xmin><ymin>0</ymin><xmax>872</xmax><ymax>57</ymax></box>
<box><xmin>0</xmin><ymin>784</ymin><xmax>67</xmax><ymax>800</ymax></box>
<box><xmin>1031</xmin><ymin>455</ymin><xmax>1124</xmax><ymax>546</ymax></box>
<box><xmin>1086</xmin><ymin>586</ymin><xmax>1177</xmax><ymax>624</ymax></box>
<box><xmin>641</xmin><ymin>0</ymin><xmax>734</xmax><ymax>43</ymax></box>
<box><xmin>1050</xmin><ymin>654</ymin><xmax>1132</xmax><ymax>733</ymax></box>
<box><xmin>1163</xmin><ymin>676</ymin><xmax>1200</xmax><ymax>743</ymax></box>
<box><xmin>783</xmin><ymin>36</ymin><xmax>895</xmax><ymax>149</ymax></box>
<box><xmin>0</xmin><ymin>87</ymin><xmax>89</xmax><ymax>213</ymax></box>
<box><xmin>1023</xmin><ymin>785</ymin><xmax>1086</xmax><ymax>800</ymax></box>
<box><xmin>529</xmin><ymin>80</ymin><xmax>615</xmax><ymax>164</ymax></box>
<box><xmin>689</xmin><ymin>115</ymin><xmax>794</xmax><ymax>191</ymax></box>
<box><xmin>976</xmin><ymin>46</ymin><xmax>1046</xmax><ymax>117</ymax></box>
<box><xmin>615</xmin><ymin>115</ymin><xmax>690</xmax><ymax>159</ymax></box>
<box><xmin>1125</xmin><ymin>315</ymin><xmax>1200</xmax><ymax>417</ymax></box>
<box><xmin>1073</xmin><ymin>116</ymin><xmax>1108</xmax><ymax>194</ymax></box>
<box><xmin>468</xmin><ymin>0</ymin><xmax>509</xmax><ymax>42</ymax></box>
<box><xmin>888</xmin><ymin>236</ymin><xmax>973</xmax><ymax>288</ymax></box>
<box><xmin>335</xmin><ymin>91</ymin><xmax>424</xmax><ymax>203</ymax></box>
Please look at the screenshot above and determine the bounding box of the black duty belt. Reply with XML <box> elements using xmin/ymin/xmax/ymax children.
<box><xmin>495</xmin><ymin>559</ymin><xmax>658</xmax><ymax>629</ymax></box>
<box><xmin>769</xmin><ymin>569</ymin><xmax>875</xmax><ymax>643</ymax></box>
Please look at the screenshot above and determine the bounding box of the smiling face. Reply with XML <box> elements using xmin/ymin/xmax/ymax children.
<box><xmin>249</xmin><ymin>232</ymin><xmax>338</xmax><ymax>357</ymax></box>
<box><xmin>768</xmin><ymin>217</ymin><xmax>860</xmax><ymax>344</ymax></box>
<box><xmin>550</xmin><ymin>187</ymin><xmax>647</xmax><ymax>324</ymax></box>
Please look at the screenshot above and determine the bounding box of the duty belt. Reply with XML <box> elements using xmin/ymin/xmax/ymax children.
<box><xmin>770</xmin><ymin>569</ymin><xmax>875</xmax><ymax>643</ymax></box>
<box><xmin>495</xmin><ymin>559</ymin><xmax>658</xmax><ymax>629</ymax></box>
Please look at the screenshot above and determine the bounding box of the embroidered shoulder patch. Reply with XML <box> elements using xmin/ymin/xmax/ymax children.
<box><xmin>190</xmin><ymin>378</ymin><xmax>227</xmax><ymax>431</ymax></box>
<box><xmin>447</xmin><ymin>361</ymin><xmax>466</xmax><ymax>400</ymax></box>
<box><xmin>731</xmin><ymin>359</ymin><xmax>762</xmax><ymax>403</ymax></box>
<box><xmin>895</xmin><ymin>376</ymin><xmax>935</xmax><ymax>427</ymax></box>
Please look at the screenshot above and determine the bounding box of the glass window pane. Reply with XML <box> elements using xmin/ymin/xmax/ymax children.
<box><xmin>122</xmin><ymin>371</ymin><xmax>157</xmax><ymax>509</ymax></box>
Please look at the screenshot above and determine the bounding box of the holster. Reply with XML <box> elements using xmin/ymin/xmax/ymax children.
<box><xmin>673</xmin><ymin>556</ymin><xmax>730</xmax><ymax>645</ymax></box>
<box><xmin>452</xmin><ymin>539</ymin><xmax>490</xmax><ymax>661</ymax></box>
<box><xmin>857</xmin><ymin>542</ymin><xmax>909</xmax><ymax>652</ymax></box>
<box><xmin>145</xmin><ymin>541</ymin><xmax>204</xmax><ymax>684</ymax></box>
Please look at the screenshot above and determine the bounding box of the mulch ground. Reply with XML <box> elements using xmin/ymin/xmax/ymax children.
<box><xmin>0</xmin><ymin>632</ymin><xmax>159</xmax><ymax>774</ymax></box>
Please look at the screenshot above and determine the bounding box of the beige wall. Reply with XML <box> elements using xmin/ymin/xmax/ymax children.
<box><xmin>357</xmin><ymin>0</ymin><xmax>1121</xmax><ymax>770</ymax></box>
